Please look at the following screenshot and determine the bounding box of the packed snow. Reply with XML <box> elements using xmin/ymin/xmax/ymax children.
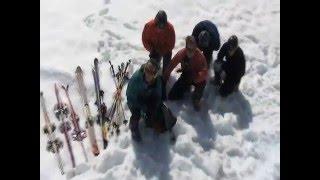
<box><xmin>40</xmin><ymin>0</ymin><xmax>280</xmax><ymax>179</ymax></box>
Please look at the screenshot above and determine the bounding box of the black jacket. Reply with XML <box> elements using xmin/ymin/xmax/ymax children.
<box><xmin>217</xmin><ymin>42</ymin><xmax>246</xmax><ymax>82</ymax></box>
<box><xmin>192</xmin><ymin>20</ymin><xmax>221</xmax><ymax>53</ymax></box>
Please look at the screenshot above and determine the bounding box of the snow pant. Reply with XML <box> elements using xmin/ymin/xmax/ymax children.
<box><xmin>128</xmin><ymin>104</ymin><xmax>168</xmax><ymax>134</ymax></box>
<box><xmin>219</xmin><ymin>77</ymin><xmax>241</xmax><ymax>97</ymax></box>
<box><xmin>168</xmin><ymin>73</ymin><xmax>206</xmax><ymax>102</ymax></box>
<box><xmin>149</xmin><ymin>51</ymin><xmax>172</xmax><ymax>100</ymax></box>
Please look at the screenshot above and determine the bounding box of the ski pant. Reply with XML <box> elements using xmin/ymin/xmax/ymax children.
<box><xmin>219</xmin><ymin>77</ymin><xmax>241</xmax><ymax>97</ymax></box>
<box><xmin>168</xmin><ymin>73</ymin><xmax>206</xmax><ymax>102</ymax></box>
<box><xmin>149</xmin><ymin>51</ymin><xmax>172</xmax><ymax>74</ymax></box>
<box><xmin>149</xmin><ymin>51</ymin><xmax>172</xmax><ymax>100</ymax></box>
<box><xmin>128</xmin><ymin>105</ymin><xmax>167</xmax><ymax>133</ymax></box>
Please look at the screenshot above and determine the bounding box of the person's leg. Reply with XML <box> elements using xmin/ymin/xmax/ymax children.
<box><xmin>128</xmin><ymin>106</ymin><xmax>142</xmax><ymax>142</ymax></box>
<box><xmin>219</xmin><ymin>78</ymin><xmax>237</xmax><ymax>97</ymax></box>
<box><xmin>163</xmin><ymin>51</ymin><xmax>172</xmax><ymax>74</ymax></box>
<box><xmin>149</xmin><ymin>50</ymin><xmax>161</xmax><ymax>62</ymax></box>
<box><xmin>192</xmin><ymin>81</ymin><xmax>206</xmax><ymax>111</ymax></box>
<box><xmin>168</xmin><ymin>74</ymin><xmax>191</xmax><ymax>100</ymax></box>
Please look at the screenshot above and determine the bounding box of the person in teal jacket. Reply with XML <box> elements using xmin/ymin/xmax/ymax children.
<box><xmin>126</xmin><ymin>59</ymin><xmax>165</xmax><ymax>142</ymax></box>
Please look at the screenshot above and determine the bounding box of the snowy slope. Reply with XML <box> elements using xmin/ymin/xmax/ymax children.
<box><xmin>40</xmin><ymin>0</ymin><xmax>280</xmax><ymax>179</ymax></box>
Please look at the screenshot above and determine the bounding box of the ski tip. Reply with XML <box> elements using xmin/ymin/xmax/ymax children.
<box><xmin>75</xmin><ymin>66</ymin><xmax>82</xmax><ymax>73</ymax></box>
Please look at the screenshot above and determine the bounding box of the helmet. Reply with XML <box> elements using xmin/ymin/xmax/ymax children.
<box><xmin>198</xmin><ymin>31</ymin><xmax>210</xmax><ymax>48</ymax></box>
<box><xmin>228</xmin><ymin>35</ymin><xmax>238</xmax><ymax>50</ymax></box>
<box><xmin>155</xmin><ymin>10</ymin><xmax>167</xmax><ymax>29</ymax></box>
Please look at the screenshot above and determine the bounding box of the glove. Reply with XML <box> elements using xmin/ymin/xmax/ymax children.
<box><xmin>176</xmin><ymin>68</ymin><xmax>183</xmax><ymax>73</ymax></box>
<box><xmin>221</xmin><ymin>70</ymin><xmax>226</xmax><ymax>81</ymax></box>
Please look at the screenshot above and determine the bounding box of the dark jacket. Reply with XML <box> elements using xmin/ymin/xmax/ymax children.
<box><xmin>217</xmin><ymin>42</ymin><xmax>246</xmax><ymax>83</ymax></box>
<box><xmin>126</xmin><ymin>65</ymin><xmax>162</xmax><ymax>114</ymax></box>
<box><xmin>192</xmin><ymin>20</ymin><xmax>221</xmax><ymax>52</ymax></box>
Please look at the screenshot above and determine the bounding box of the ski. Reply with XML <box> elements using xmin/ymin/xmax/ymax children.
<box><xmin>75</xmin><ymin>66</ymin><xmax>100</xmax><ymax>156</ymax></box>
<box><xmin>61</xmin><ymin>85</ymin><xmax>89</xmax><ymax>162</ymax></box>
<box><xmin>53</xmin><ymin>84</ymin><xmax>76</xmax><ymax>169</ymax></box>
<box><xmin>40</xmin><ymin>92</ymin><xmax>65</xmax><ymax>175</ymax></box>
<box><xmin>92</xmin><ymin>58</ymin><xmax>109</xmax><ymax>149</ymax></box>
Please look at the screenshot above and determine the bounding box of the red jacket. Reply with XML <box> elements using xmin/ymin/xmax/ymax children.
<box><xmin>164</xmin><ymin>48</ymin><xmax>208</xmax><ymax>84</ymax></box>
<box><xmin>142</xmin><ymin>19</ymin><xmax>175</xmax><ymax>55</ymax></box>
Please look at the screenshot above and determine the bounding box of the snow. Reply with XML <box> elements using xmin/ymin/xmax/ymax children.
<box><xmin>40</xmin><ymin>0</ymin><xmax>280</xmax><ymax>179</ymax></box>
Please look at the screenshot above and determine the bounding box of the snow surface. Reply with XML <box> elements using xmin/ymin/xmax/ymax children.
<box><xmin>40</xmin><ymin>0</ymin><xmax>280</xmax><ymax>179</ymax></box>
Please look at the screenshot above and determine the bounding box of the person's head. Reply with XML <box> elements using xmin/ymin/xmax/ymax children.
<box><xmin>198</xmin><ymin>30</ymin><xmax>210</xmax><ymax>48</ymax></box>
<box><xmin>144</xmin><ymin>58</ymin><xmax>159</xmax><ymax>84</ymax></box>
<box><xmin>228</xmin><ymin>35</ymin><xmax>239</xmax><ymax>56</ymax></box>
<box><xmin>155</xmin><ymin>10</ymin><xmax>167</xmax><ymax>29</ymax></box>
<box><xmin>185</xmin><ymin>35</ymin><xmax>197</xmax><ymax>58</ymax></box>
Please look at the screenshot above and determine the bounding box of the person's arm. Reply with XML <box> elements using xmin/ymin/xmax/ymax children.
<box><xmin>142</xmin><ymin>22</ymin><xmax>153</xmax><ymax>52</ymax></box>
<box><xmin>167</xmin><ymin>23</ymin><xmax>176</xmax><ymax>52</ymax></box>
<box><xmin>217</xmin><ymin>43</ymin><xmax>228</xmax><ymax>62</ymax></box>
<box><xmin>194</xmin><ymin>53</ymin><xmax>208</xmax><ymax>83</ymax></box>
<box><xmin>126</xmin><ymin>71</ymin><xmax>143</xmax><ymax>110</ymax></box>
<box><xmin>239</xmin><ymin>49</ymin><xmax>246</xmax><ymax>77</ymax></box>
<box><xmin>163</xmin><ymin>49</ymin><xmax>184</xmax><ymax>83</ymax></box>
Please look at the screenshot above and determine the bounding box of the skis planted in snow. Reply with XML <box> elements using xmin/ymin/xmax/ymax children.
<box><xmin>40</xmin><ymin>92</ymin><xmax>64</xmax><ymax>175</ymax></box>
<box><xmin>53</xmin><ymin>84</ymin><xmax>76</xmax><ymax>169</ymax></box>
<box><xmin>92</xmin><ymin>58</ymin><xmax>109</xmax><ymax>149</ymax></box>
<box><xmin>75</xmin><ymin>66</ymin><xmax>100</xmax><ymax>156</ymax></box>
<box><xmin>61</xmin><ymin>85</ymin><xmax>88</xmax><ymax>162</ymax></box>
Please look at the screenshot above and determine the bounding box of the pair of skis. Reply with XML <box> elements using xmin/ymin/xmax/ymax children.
<box><xmin>92</xmin><ymin>58</ymin><xmax>109</xmax><ymax>149</ymax></box>
<box><xmin>75</xmin><ymin>67</ymin><xmax>100</xmax><ymax>155</ymax></box>
<box><xmin>40</xmin><ymin>92</ymin><xmax>65</xmax><ymax>175</ymax></box>
<box><xmin>61</xmin><ymin>85</ymin><xmax>89</xmax><ymax>162</ymax></box>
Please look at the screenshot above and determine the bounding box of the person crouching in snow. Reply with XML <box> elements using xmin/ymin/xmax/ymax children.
<box><xmin>163</xmin><ymin>36</ymin><xmax>208</xmax><ymax>111</ymax></box>
<box><xmin>212</xmin><ymin>35</ymin><xmax>246</xmax><ymax>97</ymax></box>
<box><xmin>126</xmin><ymin>59</ymin><xmax>176</xmax><ymax>142</ymax></box>
<box><xmin>192</xmin><ymin>20</ymin><xmax>221</xmax><ymax>66</ymax></box>
<box><xmin>142</xmin><ymin>10</ymin><xmax>175</xmax><ymax>74</ymax></box>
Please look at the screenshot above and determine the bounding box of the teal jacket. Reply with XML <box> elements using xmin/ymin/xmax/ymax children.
<box><xmin>126</xmin><ymin>65</ymin><xmax>162</xmax><ymax>114</ymax></box>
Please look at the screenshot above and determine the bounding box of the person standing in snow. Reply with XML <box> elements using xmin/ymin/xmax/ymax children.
<box><xmin>142</xmin><ymin>10</ymin><xmax>175</xmax><ymax>74</ymax></box>
<box><xmin>126</xmin><ymin>59</ymin><xmax>176</xmax><ymax>142</ymax></box>
<box><xmin>163</xmin><ymin>36</ymin><xmax>208</xmax><ymax>111</ymax></box>
<box><xmin>212</xmin><ymin>35</ymin><xmax>246</xmax><ymax>97</ymax></box>
<box><xmin>192</xmin><ymin>20</ymin><xmax>221</xmax><ymax>66</ymax></box>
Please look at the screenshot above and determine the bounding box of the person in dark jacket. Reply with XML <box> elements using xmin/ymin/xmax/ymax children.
<box><xmin>163</xmin><ymin>36</ymin><xmax>208</xmax><ymax>111</ymax></box>
<box><xmin>142</xmin><ymin>10</ymin><xmax>176</xmax><ymax>74</ymax></box>
<box><xmin>126</xmin><ymin>59</ymin><xmax>172</xmax><ymax>142</ymax></box>
<box><xmin>192</xmin><ymin>20</ymin><xmax>221</xmax><ymax>66</ymax></box>
<box><xmin>212</xmin><ymin>35</ymin><xmax>246</xmax><ymax>97</ymax></box>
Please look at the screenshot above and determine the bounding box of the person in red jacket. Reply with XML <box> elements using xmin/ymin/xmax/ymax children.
<box><xmin>142</xmin><ymin>10</ymin><xmax>175</xmax><ymax>74</ymax></box>
<box><xmin>163</xmin><ymin>36</ymin><xmax>208</xmax><ymax>111</ymax></box>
